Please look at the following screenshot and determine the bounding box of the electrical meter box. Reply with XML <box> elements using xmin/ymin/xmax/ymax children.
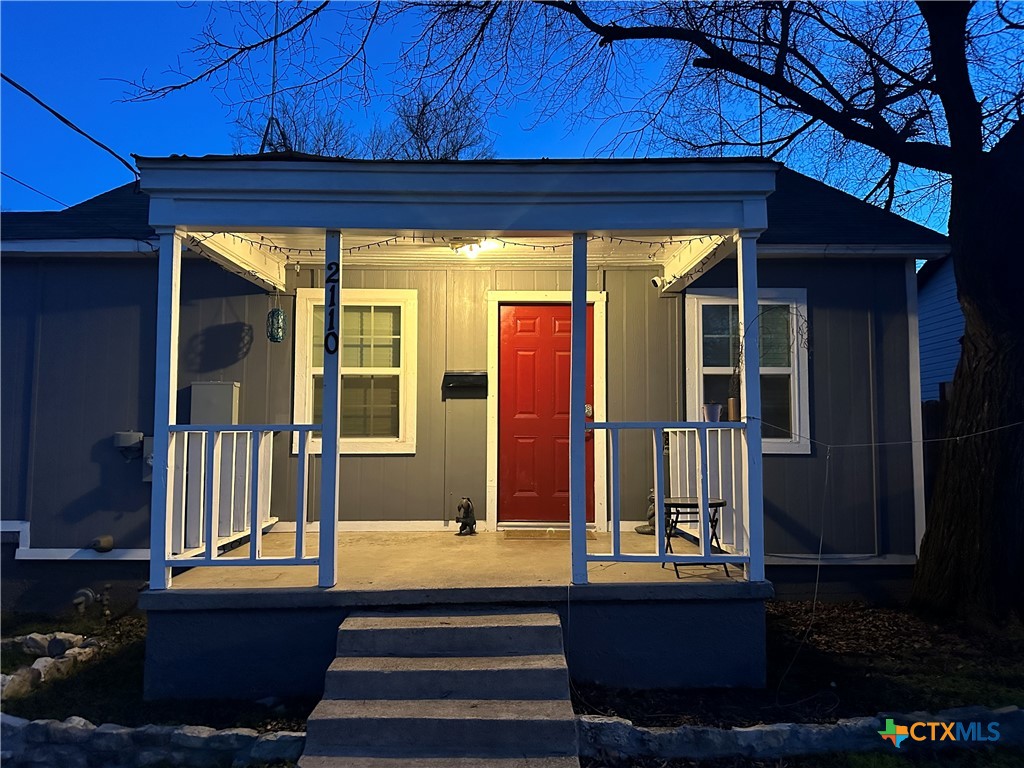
<box><xmin>190</xmin><ymin>381</ymin><xmax>240</xmax><ymax>425</ymax></box>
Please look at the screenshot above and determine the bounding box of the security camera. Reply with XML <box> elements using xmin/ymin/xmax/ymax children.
<box><xmin>651</xmin><ymin>276</ymin><xmax>666</xmax><ymax>289</ymax></box>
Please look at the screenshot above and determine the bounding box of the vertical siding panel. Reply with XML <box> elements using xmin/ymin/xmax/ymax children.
<box><xmin>448</xmin><ymin>269</ymin><xmax>491</xmax><ymax>370</ymax></box>
<box><xmin>13</xmin><ymin>260</ymin><xmax>155</xmax><ymax>547</ymax></box>
<box><xmin>690</xmin><ymin>258</ymin><xmax>910</xmax><ymax>557</ymax></box>
<box><xmin>1</xmin><ymin>262</ymin><xmax>37</xmax><ymax>521</ymax></box>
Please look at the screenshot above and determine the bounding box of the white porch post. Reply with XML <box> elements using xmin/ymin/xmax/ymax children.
<box><xmin>737</xmin><ymin>231</ymin><xmax>765</xmax><ymax>581</ymax></box>
<box><xmin>149</xmin><ymin>227</ymin><xmax>183</xmax><ymax>590</ymax></box>
<box><xmin>570</xmin><ymin>232</ymin><xmax>589</xmax><ymax>584</ymax></box>
<box><xmin>319</xmin><ymin>230</ymin><xmax>342</xmax><ymax>588</ymax></box>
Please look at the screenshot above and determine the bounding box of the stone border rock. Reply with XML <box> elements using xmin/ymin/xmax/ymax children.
<box><xmin>3</xmin><ymin>706</ymin><xmax>1019</xmax><ymax>766</ymax></box>
<box><xmin>579</xmin><ymin>705</ymin><xmax>1023</xmax><ymax>761</ymax></box>
<box><xmin>0</xmin><ymin>714</ymin><xmax>305</xmax><ymax>768</ymax></box>
<box><xmin>1</xmin><ymin>632</ymin><xmax>101</xmax><ymax>701</ymax></box>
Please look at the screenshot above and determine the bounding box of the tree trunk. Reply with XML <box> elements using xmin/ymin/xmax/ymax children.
<box><xmin>911</xmin><ymin>147</ymin><xmax>1024</xmax><ymax>621</ymax></box>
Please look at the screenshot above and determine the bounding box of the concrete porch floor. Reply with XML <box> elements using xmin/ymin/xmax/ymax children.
<box><xmin>169</xmin><ymin>530</ymin><xmax>739</xmax><ymax>590</ymax></box>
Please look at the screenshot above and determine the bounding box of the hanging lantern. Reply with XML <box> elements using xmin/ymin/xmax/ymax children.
<box><xmin>267</xmin><ymin>307</ymin><xmax>287</xmax><ymax>343</ymax></box>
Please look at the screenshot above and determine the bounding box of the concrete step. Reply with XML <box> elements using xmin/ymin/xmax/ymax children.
<box><xmin>324</xmin><ymin>654</ymin><xmax>570</xmax><ymax>700</ymax></box>
<box><xmin>300</xmin><ymin>756</ymin><xmax>580</xmax><ymax>768</ymax></box>
<box><xmin>337</xmin><ymin>612</ymin><xmax>564</xmax><ymax>657</ymax></box>
<box><xmin>305</xmin><ymin>699</ymin><xmax>578</xmax><ymax>758</ymax></box>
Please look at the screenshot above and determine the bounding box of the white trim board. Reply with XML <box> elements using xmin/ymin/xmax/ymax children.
<box><xmin>1</xmin><ymin>520</ymin><xmax>31</xmax><ymax>549</ymax></box>
<box><xmin>293</xmin><ymin>287</ymin><xmax>419</xmax><ymax>455</ymax></box>
<box><xmin>485</xmin><ymin>291</ymin><xmax>609</xmax><ymax>532</ymax></box>
<box><xmin>2</xmin><ymin>521</ymin><xmax>151</xmax><ymax>560</ymax></box>
<box><xmin>684</xmin><ymin>287</ymin><xmax>811</xmax><ymax>455</ymax></box>
<box><xmin>1</xmin><ymin>238</ymin><xmax>157</xmax><ymax>254</ymax></box>
<box><xmin>906</xmin><ymin>260</ymin><xmax>927</xmax><ymax>555</ymax></box>
<box><xmin>16</xmin><ymin>548</ymin><xmax>151</xmax><ymax>561</ymax></box>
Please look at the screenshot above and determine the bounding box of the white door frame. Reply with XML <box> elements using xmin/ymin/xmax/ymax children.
<box><xmin>485</xmin><ymin>291</ymin><xmax>609</xmax><ymax>531</ymax></box>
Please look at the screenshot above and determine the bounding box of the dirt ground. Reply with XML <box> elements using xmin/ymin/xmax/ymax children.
<box><xmin>572</xmin><ymin>600</ymin><xmax>1024</xmax><ymax>728</ymax></box>
<box><xmin>3</xmin><ymin>599</ymin><xmax>1021</xmax><ymax>738</ymax></box>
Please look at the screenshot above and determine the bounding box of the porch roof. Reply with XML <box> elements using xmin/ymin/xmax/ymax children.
<box><xmin>134</xmin><ymin>155</ymin><xmax>778</xmax><ymax>236</ymax></box>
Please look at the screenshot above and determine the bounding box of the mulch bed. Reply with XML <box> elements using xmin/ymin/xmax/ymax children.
<box><xmin>572</xmin><ymin>600</ymin><xmax>1024</xmax><ymax>729</ymax></box>
<box><xmin>1</xmin><ymin>612</ymin><xmax>315</xmax><ymax>732</ymax></box>
<box><xmin>3</xmin><ymin>600</ymin><xmax>1021</xmax><ymax>740</ymax></box>
<box><xmin>580</xmin><ymin>748</ymin><xmax>1024</xmax><ymax>768</ymax></box>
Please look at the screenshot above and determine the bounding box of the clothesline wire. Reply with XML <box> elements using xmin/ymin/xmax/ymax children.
<box><xmin>746</xmin><ymin>416</ymin><xmax>1023</xmax><ymax>450</ymax></box>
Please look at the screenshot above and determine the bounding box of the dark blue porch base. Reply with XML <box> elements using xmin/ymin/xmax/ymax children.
<box><xmin>140</xmin><ymin>581</ymin><xmax>773</xmax><ymax>700</ymax></box>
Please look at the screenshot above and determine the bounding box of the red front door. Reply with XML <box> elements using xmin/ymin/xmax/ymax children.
<box><xmin>498</xmin><ymin>304</ymin><xmax>595</xmax><ymax>523</ymax></box>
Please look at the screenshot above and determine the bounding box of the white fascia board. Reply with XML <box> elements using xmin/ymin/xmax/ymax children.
<box><xmin>139</xmin><ymin>160</ymin><xmax>779</xmax><ymax>234</ymax></box>
<box><xmin>187</xmin><ymin>232</ymin><xmax>287</xmax><ymax>291</ymax></box>
<box><xmin>1</xmin><ymin>238</ymin><xmax>157</xmax><ymax>255</ymax></box>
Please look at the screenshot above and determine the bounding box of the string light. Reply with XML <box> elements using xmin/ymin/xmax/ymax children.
<box><xmin>191</xmin><ymin>232</ymin><xmax>718</xmax><ymax>258</ymax></box>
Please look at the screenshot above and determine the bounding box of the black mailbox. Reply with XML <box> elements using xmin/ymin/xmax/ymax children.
<box><xmin>441</xmin><ymin>371</ymin><xmax>488</xmax><ymax>400</ymax></box>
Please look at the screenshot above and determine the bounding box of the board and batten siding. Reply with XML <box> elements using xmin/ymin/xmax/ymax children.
<box><xmin>1</xmin><ymin>255</ymin><xmax>680</xmax><ymax>549</ymax></box>
<box><xmin>685</xmin><ymin>258</ymin><xmax>918</xmax><ymax>558</ymax></box>
<box><xmin>1</xmin><ymin>258</ymin><xmax>158</xmax><ymax>549</ymax></box>
<box><xmin>287</xmin><ymin>265</ymin><xmax>681</xmax><ymax>525</ymax></box>
<box><xmin>918</xmin><ymin>259</ymin><xmax>963</xmax><ymax>401</ymax></box>
<box><xmin>3</xmin><ymin>252</ymin><xmax>917</xmax><ymax>559</ymax></box>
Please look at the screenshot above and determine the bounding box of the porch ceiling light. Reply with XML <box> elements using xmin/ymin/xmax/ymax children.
<box><xmin>449</xmin><ymin>237</ymin><xmax>498</xmax><ymax>259</ymax></box>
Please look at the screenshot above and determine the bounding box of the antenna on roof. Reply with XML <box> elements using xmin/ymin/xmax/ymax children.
<box><xmin>259</xmin><ymin>2</ymin><xmax>292</xmax><ymax>154</ymax></box>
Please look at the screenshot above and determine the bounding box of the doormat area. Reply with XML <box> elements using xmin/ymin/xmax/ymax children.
<box><xmin>502</xmin><ymin>529</ymin><xmax>597</xmax><ymax>541</ymax></box>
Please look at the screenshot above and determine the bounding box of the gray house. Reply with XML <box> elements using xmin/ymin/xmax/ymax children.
<box><xmin>1</xmin><ymin>156</ymin><xmax>948</xmax><ymax>698</ymax></box>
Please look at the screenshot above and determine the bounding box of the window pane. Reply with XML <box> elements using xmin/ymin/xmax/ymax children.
<box><xmin>761</xmin><ymin>374</ymin><xmax>792</xmax><ymax>439</ymax></box>
<box><xmin>340</xmin><ymin>306</ymin><xmax>401</xmax><ymax>368</ymax></box>
<box><xmin>759</xmin><ymin>305</ymin><xmax>791</xmax><ymax>367</ymax></box>
<box><xmin>372</xmin><ymin>306</ymin><xmax>399</xmax><ymax>335</ymax></box>
<box><xmin>343</xmin><ymin>306</ymin><xmax>373</xmax><ymax>337</ymax></box>
<box><xmin>370</xmin><ymin>339</ymin><xmax>400</xmax><ymax>367</ymax></box>
<box><xmin>702</xmin><ymin>305</ymin><xmax>739</xmax><ymax>367</ymax></box>
<box><xmin>702</xmin><ymin>303</ymin><xmax>794</xmax><ymax>369</ymax></box>
<box><xmin>342</xmin><ymin>338</ymin><xmax>370</xmax><ymax>367</ymax></box>
<box><xmin>703</xmin><ymin>374</ymin><xmax>733</xmax><ymax>407</ymax></box>
<box><xmin>340</xmin><ymin>375</ymin><xmax>400</xmax><ymax>438</ymax></box>
<box><xmin>311</xmin><ymin>374</ymin><xmax>323</xmax><ymax>439</ymax></box>
<box><xmin>312</xmin><ymin>306</ymin><xmax>324</xmax><ymax>368</ymax></box>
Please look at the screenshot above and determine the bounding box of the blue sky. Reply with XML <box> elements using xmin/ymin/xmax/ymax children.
<box><xmin>1</xmin><ymin>1</ymin><xmax>618</xmax><ymax>212</ymax></box>
<box><xmin>0</xmin><ymin>1</ymin><xmax>952</xmax><ymax>238</ymax></box>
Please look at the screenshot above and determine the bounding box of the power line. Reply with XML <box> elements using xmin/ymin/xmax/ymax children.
<box><xmin>1</xmin><ymin>73</ymin><xmax>139</xmax><ymax>180</ymax></box>
<box><xmin>1</xmin><ymin>171</ymin><xmax>68</xmax><ymax>208</ymax></box>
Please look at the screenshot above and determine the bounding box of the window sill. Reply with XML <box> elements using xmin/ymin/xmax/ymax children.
<box><xmin>763</xmin><ymin>440</ymin><xmax>811</xmax><ymax>455</ymax></box>
<box><xmin>299</xmin><ymin>438</ymin><xmax>417</xmax><ymax>456</ymax></box>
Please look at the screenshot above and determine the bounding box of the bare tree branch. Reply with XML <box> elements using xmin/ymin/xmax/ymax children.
<box><xmin>536</xmin><ymin>0</ymin><xmax>954</xmax><ymax>172</ymax></box>
<box><xmin>125</xmin><ymin>1</ymin><xmax>332</xmax><ymax>102</ymax></box>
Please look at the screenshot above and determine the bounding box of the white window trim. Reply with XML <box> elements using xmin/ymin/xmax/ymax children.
<box><xmin>294</xmin><ymin>287</ymin><xmax>418</xmax><ymax>455</ymax></box>
<box><xmin>685</xmin><ymin>287</ymin><xmax>810</xmax><ymax>455</ymax></box>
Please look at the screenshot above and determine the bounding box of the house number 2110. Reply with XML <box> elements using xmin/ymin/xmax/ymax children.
<box><xmin>324</xmin><ymin>262</ymin><xmax>340</xmax><ymax>355</ymax></box>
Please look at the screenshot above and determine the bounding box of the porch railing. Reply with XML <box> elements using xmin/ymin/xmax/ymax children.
<box><xmin>162</xmin><ymin>424</ymin><xmax>319</xmax><ymax>568</ymax></box>
<box><xmin>586</xmin><ymin>421</ymin><xmax>754</xmax><ymax>576</ymax></box>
